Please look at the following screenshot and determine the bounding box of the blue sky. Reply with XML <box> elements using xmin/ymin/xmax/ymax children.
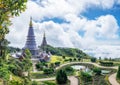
<box><xmin>7</xmin><ymin>0</ymin><xmax>120</xmax><ymax>58</ymax></box>
<box><xmin>82</xmin><ymin>4</ymin><xmax>120</xmax><ymax>25</ymax></box>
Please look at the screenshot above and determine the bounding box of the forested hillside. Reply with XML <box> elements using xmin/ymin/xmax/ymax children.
<box><xmin>41</xmin><ymin>45</ymin><xmax>91</xmax><ymax>58</ymax></box>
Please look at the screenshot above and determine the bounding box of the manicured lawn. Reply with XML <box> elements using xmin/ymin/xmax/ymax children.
<box><xmin>82</xmin><ymin>59</ymin><xmax>91</xmax><ymax>62</ymax></box>
<box><xmin>50</xmin><ymin>55</ymin><xmax>63</xmax><ymax>63</ymax></box>
<box><xmin>49</xmin><ymin>55</ymin><xmax>71</xmax><ymax>64</ymax></box>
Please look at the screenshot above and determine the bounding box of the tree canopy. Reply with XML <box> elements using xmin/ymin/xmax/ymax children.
<box><xmin>117</xmin><ymin>66</ymin><xmax>120</xmax><ymax>79</ymax></box>
<box><xmin>0</xmin><ymin>0</ymin><xmax>27</xmax><ymax>29</ymax></box>
<box><xmin>42</xmin><ymin>45</ymin><xmax>90</xmax><ymax>58</ymax></box>
<box><xmin>0</xmin><ymin>0</ymin><xmax>27</xmax><ymax>58</ymax></box>
<box><xmin>56</xmin><ymin>70</ymin><xmax>68</xmax><ymax>84</ymax></box>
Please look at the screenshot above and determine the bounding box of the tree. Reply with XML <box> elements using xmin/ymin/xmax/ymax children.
<box><xmin>24</xmin><ymin>49</ymin><xmax>32</xmax><ymax>58</ymax></box>
<box><xmin>62</xmin><ymin>56</ymin><xmax>66</xmax><ymax>59</ymax></box>
<box><xmin>93</xmin><ymin>67</ymin><xmax>101</xmax><ymax>75</ymax></box>
<box><xmin>56</xmin><ymin>70</ymin><xmax>68</xmax><ymax>84</ymax></box>
<box><xmin>0</xmin><ymin>67</ymin><xmax>10</xmax><ymax>85</ymax></box>
<box><xmin>91</xmin><ymin>57</ymin><xmax>96</xmax><ymax>62</ymax></box>
<box><xmin>0</xmin><ymin>0</ymin><xmax>27</xmax><ymax>58</ymax></box>
<box><xmin>99</xmin><ymin>57</ymin><xmax>101</xmax><ymax>60</ymax></box>
<box><xmin>32</xmin><ymin>81</ymin><xmax>39</xmax><ymax>85</ymax></box>
<box><xmin>117</xmin><ymin>66</ymin><xmax>120</xmax><ymax>79</ymax></box>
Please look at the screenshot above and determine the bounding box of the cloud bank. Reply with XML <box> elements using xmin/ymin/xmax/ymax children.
<box><xmin>6</xmin><ymin>0</ymin><xmax>120</xmax><ymax>58</ymax></box>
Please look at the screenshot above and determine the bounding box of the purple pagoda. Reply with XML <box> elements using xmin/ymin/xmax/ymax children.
<box><xmin>23</xmin><ymin>17</ymin><xmax>38</xmax><ymax>57</ymax></box>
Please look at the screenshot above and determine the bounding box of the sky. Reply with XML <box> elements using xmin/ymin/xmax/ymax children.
<box><xmin>6</xmin><ymin>0</ymin><xmax>120</xmax><ymax>58</ymax></box>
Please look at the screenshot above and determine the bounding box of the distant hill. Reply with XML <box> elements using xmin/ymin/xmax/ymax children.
<box><xmin>9</xmin><ymin>45</ymin><xmax>91</xmax><ymax>59</ymax></box>
<box><xmin>42</xmin><ymin>45</ymin><xmax>91</xmax><ymax>58</ymax></box>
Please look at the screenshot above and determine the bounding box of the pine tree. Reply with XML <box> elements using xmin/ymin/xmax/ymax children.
<box><xmin>56</xmin><ymin>70</ymin><xmax>68</xmax><ymax>84</ymax></box>
<box><xmin>117</xmin><ymin>66</ymin><xmax>120</xmax><ymax>79</ymax></box>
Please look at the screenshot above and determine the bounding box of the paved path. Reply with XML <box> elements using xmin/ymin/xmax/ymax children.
<box><xmin>69</xmin><ymin>76</ymin><xmax>78</xmax><ymax>85</ymax></box>
<box><xmin>32</xmin><ymin>77</ymin><xmax>55</xmax><ymax>81</ymax></box>
<box><xmin>109</xmin><ymin>73</ymin><xmax>120</xmax><ymax>85</ymax></box>
<box><xmin>33</xmin><ymin>62</ymin><xmax>37</xmax><ymax>72</ymax></box>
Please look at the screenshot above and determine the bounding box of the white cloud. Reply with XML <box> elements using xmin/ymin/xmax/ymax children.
<box><xmin>6</xmin><ymin>0</ymin><xmax>120</xmax><ymax>58</ymax></box>
<box><xmin>83</xmin><ymin>45</ymin><xmax>120</xmax><ymax>58</ymax></box>
<box><xmin>96</xmin><ymin>15</ymin><xmax>119</xmax><ymax>39</ymax></box>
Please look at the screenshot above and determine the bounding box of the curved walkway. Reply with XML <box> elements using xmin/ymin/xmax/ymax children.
<box><xmin>56</xmin><ymin>62</ymin><xmax>118</xmax><ymax>70</ymax></box>
<box><xmin>69</xmin><ymin>76</ymin><xmax>78</xmax><ymax>85</ymax></box>
<box><xmin>109</xmin><ymin>73</ymin><xmax>119</xmax><ymax>85</ymax></box>
<box><xmin>56</xmin><ymin>62</ymin><xmax>119</xmax><ymax>85</ymax></box>
<box><xmin>32</xmin><ymin>62</ymin><xmax>119</xmax><ymax>85</ymax></box>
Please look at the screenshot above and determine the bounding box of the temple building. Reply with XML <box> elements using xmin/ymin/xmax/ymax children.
<box><xmin>22</xmin><ymin>17</ymin><xmax>39</xmax><ymax>57</ymax></box>
<box><xmin>21</xmin><ymin>17</ymin><xmax>51</xmax><ymax>62</ymax></box>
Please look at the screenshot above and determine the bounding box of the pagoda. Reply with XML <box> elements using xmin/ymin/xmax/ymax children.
<box><xmin>23</xmin><ymin>17</ymin><xmax>38</xmax><ymax>57</ymax></box>
<box><xmin>41</xmin><ymin>31</ymin><xmax>47</xmax><ymax>50</ymax></box>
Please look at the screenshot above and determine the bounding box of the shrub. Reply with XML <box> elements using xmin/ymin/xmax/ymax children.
<box><xmin>9</xmin><ymin>80</ymin><xmax>22</xmax><ymax>85</ymax></box>
<box><xmin>35</xmin><ymin>63</ymin><xmax>43</xmax><ymax>70</ymax></box>
<box><xmin>62</xmin><ymin>56</ymin><xmax>66</xmax><ymax>59</ymax></box>
<box><xmin>64</xmin><ymin>59</ymin><xmax>69</xmax><ymax>62</ymax></box>
<box><xmin>31</xmin><ymin>81</ymin><xmax>39</xmax><ymax>85</ymax></box>
<box><xmin>54</xmin><ymin>62</ymin><xmax>60</xmax><ymax>67</ymax></box>
<box><xmin>73</xmin><ymin>58</ymin><xmax>77</xmax><ymax>61</ymax></box>
<box><xmin>81</xmin><ymin>72</ymin><xmax>92</xmax><ymax>81</ymax></box>
<box><xmin>93</xmin><ymin>67</ymin><xmax>101</xmax><ymax>75</ymax></box>
<box><xmin>43</xmin><ymin>68</ymin><xmax>54</xmax><ymax>74</ymax></box>
<box><xmin>100</xmin><ymin>61</ymin><xmax>113</xmax><ymax>66</ymax></box>
<box><xmin>64</xmin><ymin>66</ymin><xmax>74</xmax><ymax>72</ymax></box>
<box><xmin>69</xmin><ymin>58</ymin><xmax>72</xmax><ymax>62</ymax></box>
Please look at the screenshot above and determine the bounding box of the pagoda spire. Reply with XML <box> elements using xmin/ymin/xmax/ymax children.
<box><xmin>41</xmin><ymin>31</ymin><xmax>47</xmax><ymax>49</ymax></box>
<box><xmin>23</xmin><ymin>17</ymin><xmax>38</xmax><ymax>57</ymax></box>
<box><xmin>44</xmin><ymin>31</ymin><xmax>45</xmax><ymax>38</ymax></box>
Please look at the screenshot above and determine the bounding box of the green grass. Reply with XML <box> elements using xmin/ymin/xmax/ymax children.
<box><xmin>116</xmin><ymin>78</ymin><xmax>120</xmax><ymax>84</ymax></box>
<box><xmin>104</xmin><ymin>75</ymin><xmax>111</xmax><ymax>85</ymax></box>
<box><xmin>50</xmin><ymin>55</ymin><xmax>63</xmax><ymax>63</ymax></box>
<box><xmin>42</xmin><ymin>80</ymin><xmax>56</xmax><ymax>85</ymax></box>
<box><xmin>82</xmin><ymin>59</ymin><xmax>91</xmax><ymax>62</ymax></box>
<box><xmin>113</xmin><ymin>62</ymin><xmax>120</xmax><ymax>66</ymax></box>
<box><xmin>10</xmin><ymin>74</ymin><xmax>24</xmax><ymax>83</ymax></box>
<box><xmin>0</xmin><ymin>79</ymin><xmax>3</xmax><ymax>85</ymax></box>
